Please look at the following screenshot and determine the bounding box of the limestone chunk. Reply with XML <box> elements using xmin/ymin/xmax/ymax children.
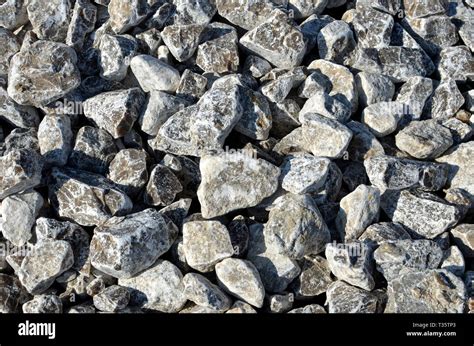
<box><xmin>27</xmin><ymin>0</ymin><xmax>72</xmax><ymax>42</ymax></box>
<box><xmin>182</xmin><ymin>273</ymin><xmax>231</xmax><ymax>312</ymax></box>
<box><xmin>145</xmin><ymin>164</ymin><xmax>183</xmax><ymax>207</ymax></box>
<box><xmin>38</xmin><ymin>115</ymin><xmax>73</xmax><ymax>167</ymax></box>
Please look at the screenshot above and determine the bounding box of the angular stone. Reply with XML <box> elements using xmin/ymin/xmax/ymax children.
<box><xmin>215</xmin><ymin>258</ymin><xmax>265</xmax><ymax>308</ymax></box>
<box><xmin>216</xmin><ymin>0</ymin><xmax>276</xmax><ymax>30</ymax></box>
<box><xmin>84</xmin><ymin>88</ymin><xmax>145</xmax><ymax>139</ymax></box>
<box><xmin>265</xmin><ymin>194</ymin><xmax>330</xmax><ymax>259</ymax></box>
<box><xmin>183</xmin><ymin>273</ymin><xmax>231</xmax><ymax>312</ymax></box>
<box><xmin>176</xmin><ymin>69</ymin><xmax>207</xmax><ymax>101</ymax></box>
<box><xmin>355</xmin><ymin>72</ymin><xmax>395</xmax><ymax>107</ymax></box>
<box><xmin>68</xmin><ymin>126</ymin><xmax>117</xmax><ymax>174</ymax></box>
<box><xmin>357</xmin><ymin>0</ymin><xmax>400</xmax><ymax>15</ymax></box>
<box><xmin>436</xmin><ymin>142</ymin><xmax>474</xmax><ymax>200</ymax></box>
<box><xmin>0</xmin><ymin>274</ymin><xmax>26</xmax><ymax>313</ymax></box>
<box><xmin>0</xmin><ymin>87</ymin><xmax>40</xmax><ymax>129</ymax></box>
<box><xmin>108</xmin><ymin>0</ymin><xmax>149</xmax><ymax>34</ymax></box>
<box><xmin>438</xmin><ymin>46</ymin><xmax>474</xmax><ymax>82</ymax></box>
<box><xmin>0</xmin><ymin>0</ymin><xmax>28</xmax><ymax>30</ymax></box>
<box><xmin>395</xmin><ymin>76</ymin><xmax>434</xmax><ymax>122</ymax></box>
<box><xmin>441</xmin><ymin>245</ymin><xmax>465</xmax><ymax>276</ymax></box>
<box><xmin>381</xmin><ymin>189</ymin><xmax>461</xmax><ymax>239</ymax></box>
<box><xmin>90</xmin><ymin>209</ymin><xmax>176</xmax><ymax>278</ymax></box>
<box><xmin>451</xmin><ymin>224</ymin><xmax>474</xmax><ymax>258</ymax></box>
<box><xmin>48</xmin><ymin>167</ymin><xmax>133</xmax><ymax>227</ymax></box>
<box><xmin>299</xmin><ymin>14</ymin><xmax>334</xmax><ymax>51</ymax></box>
<box><xmin>403</xmin><ymin>0</ymin><xmax>446</xmax><ymax>19</ymax></box>
<box><xmin>226</xmin><ymin>300</ymin><xmax>257</xmax><ymax>314</ymax></box>
<box><xmin>279</xmin><ymin>153</ymin><xmax>330</xmax><ymax>194</ymax></box>
<box><xmin>27</xmin><ymin>0</ymin><xmax>72</xmax><ymax>42</ymax></box>
<box><xmin>18</xmin><ymin>239</ymin><xmax>74</xmax><ymax>294</ymax></box>
<box><xmin>38</xmin><ymin>115</ymin><xmax>73</xmax><ymax>167</ymax></box>
<box><xmin>385</xmin><ymin>269</ymin><xmax>466</xmax><ymax>313</ymax></box>
<box><xmin>346</xmin><ymin>121</ymin><xmax>385</xmax><ymax>162</ymax></box>
<box><xmin>130</xmin><ymin>54</ymin><xmax>180</xmax><ymax>93</ymax></box>
<box><xmin>289</xmin><ymin>304</ymin><xmax>326</xmax><ymax>314</ymax></box>
<box><xmin>144</xmin><ymin>164</ymin><xmax>182</xmax><ymax>207</ymax></box>
<box><xmin>98</xmin><ymin>34</ymin><xmax>138</xmax><ymax>81</ymax></box>
<box><xmin>239</xmin><ymin>10</ymin><xmax>307</xmax><ymax>69</ymax></box>
<box><xmin>66</xmin><ymin>0</ymin><xmax>97</xmax><ymax>50</ymax></box>
<box><xmin>172</xmin><ymin>0</ymin><xmax>216</xmax><ymax>26</ymax></box>
<box><xmin>362</xmin><ymin>102</ymin><xmax>405</xmax><ymax>137</ymax></box>
<box><xmin>267</xmin><ymin>292</ymin><xmax>294</xmax><ymax>313</ymax></box>
<box><xmin>287</xmin><ymin>0</ymin><xmax>327</xmax><ymax>19</ymax></box>
<box><xmin>291</xmin><ymin>255</ymin><xmax>333</xmax><ymax>298</ymax></box>
<box><xmin>364</xmin><ymin>155</ymin><xmax>448</xmax><ymax>192</ymax></box>
<box><xmin>336</xmin><ymin>185</ymin><xmax>380</xmax><ymax>242</ymax></box>
<box><xmin>182</xmin><ymin>221</ymin><xmax>234</xmax><ymax>272</ymax></box>
<box><xmin>23</xmin><ymin>294</ymin><xmax>63</xmax><ymax>313</ymax></box>
<box><xmin>353</xmin><ymin>6</ymin><xmax>394</xmax><ymax>49</ymax></box>
<box><xmin>359</xmin><ymin>222</ymin><xmax>411</xmax><ymax>246</ymax></box>
<box><xmin>3</xmin><ymin>128</ymin><xmax>39</xmax><ymax>154</ymax></box>
<box><xmin>395</xmin><ymin>120</ymin><xmax>453</xmax><ymax>159</ymax></box>
<box><xmin>118</xmin><ymin>260</ymin><xmax>187</xmax><ymax>312</ymax></box>
<box><xmin>234</xmin><ymin>88</ymin><xmax>272</xmax><ymax>140</ymax></box>
<box><xmin>299</xmin><ymin>113</ymin><xmax>353</xmax><ymax>158</ymax></box>
<box><xmin>93</xmin><ymin>285</ymin><xmax>130</xmax><ymax>312</ymax></box>
<box><xmin>0</xmin><ymin>28</ymin><xmax>20</xmax><ymax>80</ymax></box>
<box><xmin>0</xmin><ymin>190</ymin><xmax>43</xmax><ymax>246</ymax></box>
<box><xmin>243</xmin><ymin>55</ymin><xmax>272</xmax><ymax>79</ymax></box>
<box><xmin>0</xmin><ymin>149</ymin><xmax>43</xmax><ymax>200</ymax></box>
<box><xmin>197</xmin><ymin>152</ymin><xmax>279</xmax><ymax>218</ymax></box>
<box><xmin>136</xmin><ymin>28</ymin><xmax>162</xmax><ymax>55</ymax></box>
<box><xmin>325</xmin><ymin>242</ymin><xmax>375</xmax><ymax>291</ymax></box>
<box><xmin>108</xmin><ymin>149</ymin><xmax>148</xmax><ymax>197</ymax></box>
<box><xmin>260</xmin><ymin>67</ymin><xmax>306</xmax><ymax>103</ymax></box>
<box><xmin>317</xmin><ymin>20</ymin><xmax>356</xmax><ymax>64</ymax></box>
<box><xmin>161</xmin><ymin>24</ymin><xmax>204</xmax><ymax>62</ymax></box>
<box><xmin>269</xmin><ymin>99</ymin><xmax>301</xmax><ymax>138</ymax></box>
<box><xmin>429</xmin><ymin>79</ymin><xmax>465</xmax><ymax>120</ymax></box>
<box><xmin>301</xmin><ymin>93</ymin><xmax>351</xmax><ymax>125</ymax></box>
<box><xmin>374</xmin><ymin>239</ymin><xmax>443</xmax><ymax>281</ymax></box>
<box><xmin>297</xmin><ymin>71</ymin><xmax>331</xmax><ymax>99</ymax></box>
<box><xmin>441</xmin><ymin>118</ymin><xmax>473</xmax><ymax>145</ymax></box>
<box><xmin>326</xmin><ymin>280</ymin><xmax>384</xmax><ymax>313</ymax></box>
<box><xmin>7</xmin><ymin>41</ymin><xmax>81</xmax><ymax>107</ymax></box>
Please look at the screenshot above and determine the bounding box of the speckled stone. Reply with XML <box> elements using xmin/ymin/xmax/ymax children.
<box><xmin>182</xmin><ymin>273</ymin><xmax>231</xmax><ymax>312</ymax></box>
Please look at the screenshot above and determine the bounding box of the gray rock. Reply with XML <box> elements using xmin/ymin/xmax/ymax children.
<box><xmin>90</xmin><ymin>209</ymin><xmax>176</xmax><ymax>278</ymax></box>
<box><xmin>0</xmin><ymin>274</ymin><xmax>27</xmax><ymax>313</ymax></box>
<box><xmin>346</xmin><ymin>121</ymin><xmax>385</xmax><ymax>162</ymax></box>
<box><xmin>357</xmin><ymin>0</ymin><xmax>400</xmax><ymax>15</ymax></box>
<box><xmin>297</xmin><ymin>71</ymin><xmax>332</xmax><ymax>99</ymax></box>
<box><xmin>68</xmin><ymin>126</ymin><xmax>117</xmax><ymax>174</ymax></box>
<box><xmin>438</xmin><ymin>46</ymin><xmax>474</xmax><ymax>82</ymax></box>
<box><xmin>0</xmin><ymin>149</ymin><xmax>43</xmax><ymax>200</ymax></box>
<box><xmin>395</xmin><ymin>120</ymin><xmax>453</xmax><ymax>159</ymax></box>
<box><xmin>451</xmin><ymin>224</ymin><xmax>474</xmax><ymax>258</ymax></box>
<box><xmin>299</xmin><ymin>113</ymin><xmax>353</xmax><ymax>158</ymax></box>
<box><xmin>265</xmin><ymin>194</ymin><xmax>330</xmax><ymax>259</ymax></box>
<box><xmin>216</xmin><ymin>0</ymin><xmax>276</xmax><ymax>30</ymax></box>
<box><xmin>441</xmin><ymin>245</ymin><xmax>465</xmax><ymax>276</ymax></box>
<box><xmin>243</xmin><ymin>55</ymin><xmax>272</xmax><ymax>79</ymax></box>
<box><xmin>235</xmin><ymin>87</ymin><xmax>272</xmax><ymax>140</ymax></box>
<box><xmin>299</xmin><ymin>14</ymin><xmax>334</xmax><ymax>51</ymax></box>
<box><xmin>374</xmin><ymin>240</ymin><xmax>443</xmax><ymax>281</ymax></box>
<box><xmin>161</xmin><ymin>24</ymin><xmax>204</xmax><ymax>62</ymax></box>
<box><xmin>291</xmin><ymin>255</ymin><xmax>333</xmax><ymax>298</ymax></box>
<box><xmin>0</xmin><ymin>0</ymin><xmax>28</xmax><ymax>30</ymax></box>
<box><xmin>197</xmin><ymin>152</ymin><xmax>279</xmax><ymax>218</ymax></box>
<box><xmin>269</xmin><ymin>99</ymin><xmax>301</xmax><ymax>138</ymax></box>
<box><xmin>98</xmin><ymin>34</ymin><xmax>138</xmax><ymax>81</ymax></box>
<box><xmin>403</xmin><ymin>0</ymin><xmax>446</xmax><ymax>18</ymax></box>
<box><xmin>381</xmin><ymin>189</ymin><xmax>461</xmax><ymax>239</ymax></box>
<box><xmin>18</xmin><ymin>239</ymin><xmax>74</xmax><ymax>294</ymax></box>
<box><xmin>144</xmin><ymin>164</ymin><xmax>182</xmax><ymax>207</ymax></box>
<box><xmin>359</xmin><ymin>222</ymin><xmax>411</xmax><ymax>246</ymax></box>
<box><xmin>172</xmin><ymin>0</ymin><xmax>216</xmax><ymax>26</ymax></box>
<box><xmin>300</xmin><ymin>91</ymin><xmax>351</xmax><ymax>123</ymax></box>
<box><xmin>364</xmin><ymin>155</ymin><xmax>448</xmax><ymax>192</ymax></box>
<box><xmin>182</xmin><ymin>221</ymin><xmax>234</xmax><ymax>272</ymax></box>
<box><xmin>325</xmin><ymin>242</ymin><xmax>375</xmax><ymax>291</ymax></box>
<box><xmin>326</xmin><ymin>280</ymin><xmax>385</xmax><ymax>313</ymax></box>
<box><xmin>317</xmin><ymin>20</ymin><xmax>356</xmax><ymax>64</ymax></box>
<box><xmin>93</xmin><ymin>285</ymin><xmax>130</xmax><ymax>312</ymax></box>
<box><xmin>27</xmin><ymin>0</ymin><xmax>72</xmax><ymax>42</ymax></box>
<box><xmin>7</xmin><ymin>40</ymin><xmax>81</xmax><ymax>107</ymax></box>
<box><xmin>3</xmin><ymin>128</ymin><xmax>39</xmax><ymax>154</ymax></box>
<box><xmin>226</xmin><ymin>300</ymin><xmax>257</xmax><ymax>313</ymax></box>
<box><xmin>429</xmin><ymin>79</ymin><xmax>465</xmax><ymax>120</ymax></box>
<box><xmin>0</xmin><ymin>87</ymin><xmax>40</xmax><ymax>129</ymax></box>
<box><xmin>395</xmin><ymin>76</ymin><xmax>434</xmax><ymax>123</ymax></box>
<box><xmin>130</xmin><ymin>54</ymin><xmax>180</xmax><ymax>93</ymax></box>
<box><xmin>84</xmin><ymin>88</ymin><xmax>145</xmax><ymax>139</ymax></box>
<box><xmin>48</xmin><ymin>167</ymin><xmax>133</xmax><ymax>227</ymax></box>
<box><xmin>136</xmin><ymin>28</ymin><xmax>162</xmax><ymax>55</ymax></box>
<box><xmin>353</xmin><ymin>6</ymin><xmax>393</xmax><ymax>49</ymax></box>
<box><xmin>279</xmin><ymin>153</ymin><xmax>330</xmax><ymax>194</ymax></box>
<box><xmin>182</xmin><ymin>273</ymin><xmax>232</xmax><ymax>312</ymax></box>
<box><xmin>176</xmin><ymin>69</ymin><xmax>208</xmax><ymax>101</ymax></box>
<box><xmin>239</xmin><ymin>10</ymin><xmax>307</xmax><ymax>69</ymax></box>
<box><xmin>362</xmin><ymin>102</ymin><xmax>405</xmax><ymax>137</ymax></box>
<box><xmin>260</xmin><ymin>67</ymin><xmax>306</xmax><ymax>103</ymax></box>
<box><xmin>0</xmin><ymin>28</ymin><xmax>20</xmax><ymax>80</ymax></box>
<box><xmin>268</xmin><ymin>292</ymin><xmax>294</xmax><ymax>313</ymax></box>
<box><xmin>108</xmin><ymin>0</ymin><xmax>149</xmax><ymax>34</ymax></box>
<box><xmin>66</xmin><ymin>0</ymin><xmax>97</xmax><ymax>50</ymax></box>
<box><xmin>336</xmin><ymin>184</ymin><xmax>380</xmax><ymax>242</ymax></box>
<box><xmin>355</xmin><ymin>72</ymin><xmax>395</xmax><ymax>107</ymax></box>
<box><xmin>215</xmin><ymin>258</ymin><xmax>265</xmax><ymax>308</ymax></box>
<box><xmin>0</xmin><ymin>190</ymin><xmax>43</xmax><ymax>246</ymax></box>
<box><xmin>385</xmin><ymin>269</ymin><xmax>466</xmax><ymax>313</ymax></box>
<box><xmin>118</xmin><ymin>259</ymin><xmax>187</xmax><ymax>312</ymax></box>
<box><xmin>23</xmin><ymin>294</ymin><xmax>63</xmax><ymax>313</ymax></box>
<box><xmin>38</xmin><ymin>115</ymin><xmax>73</xmax><ymax>167</ymax></box>
<box><xmin>441</xmin><ymin>118</ymin><xmax>473</xmax><ymax>145</ymax></box>
<box><xmin>289</xmin><ymin>304</ymin><xmax>326</xmax><ymax>314</ymax></box>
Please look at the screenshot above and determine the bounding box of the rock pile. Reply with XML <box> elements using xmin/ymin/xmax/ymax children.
<box><xmin>0</xmin><ymin>0</ymin><xmax>473</xmax><ymax>314</ymax></box>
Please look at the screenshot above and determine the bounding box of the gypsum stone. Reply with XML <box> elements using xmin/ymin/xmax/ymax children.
<box><xmin>341</xmin><ymin>161</ymin><xmax>369</xmax><ymax>191</ymax></box>
<box><xmin>68</xmin><ymin>126</ymin><xmax>118</xmax><ymax>174</ymax></box>
<box><xmin>428</xmin><ymin>79</ymin><xmax>465</xmax><ymax>120</ymax></box>
<box><xmin>162</xmin><ymin>155</ymin><xmax>201</xmax><ymax>199</ymax></box>
<box><xmin>364</xmin><ymin>155</ymin><xmax>448</xmax><ymax>192</ymax></box>
<box><xmin>358</xmin><ymin>222</ymin><xmax>411</xmax><ymax>247</ymax></box>
<box><xmin>299</xmin><ymin>14</ymin><xmax>334</xmax><ymax>52</ymax></box>
<box><xmin>291</xmin><ymin>255</ymin><xmax>333</xmax><ymax>298</ymax></box>
<box><xmin>451</xmin><ymin>224</ymin><xmax>474</xmax><ymax>258</ymax></box>
<box><xmin>356</xmin><ymin>0</ymin><xmax>401</xmax><ymax>15</ymax></box>
<box><xmin>90</xmin><ymin>208</ymin><xmax>177</xmax><ymax>278</ymax></box>
<box><xmin>395</xmin><ymin>120</ymin><xmax>453</xmax><ymax>159</ymax></box>
<box><xmin>98</xmin><ymin>34</ymin><xmax>138</xmax><ymax>81</ymax></box>
<box><xmin>288</xmin><ymin>304</ymin><xmax>326</xmax><ymax>313</ymax></box>
<box><xmin>86</xmin><ymin>277</ymin><xmax>107</xmax><ymax>297</ymax></box>
<box><xmin>18</xmin><ymin>239</ymin><xmax>74</xmax><ymax>294</ymax></box>
<box><xmin>172</xmin><ymin>0</ymin><xmax>216</xmax><ymax>26</ymax></box>
<box><xmin>176</xmin><ymin>69</ymin><xmax>208</xmax><ymax>101</ymax></box>
<box><xmin>228</xmin><ymin>216</ymin><xmax>249</xmax><ymax>258</ymax></box>
<box><xmin>93</xmin><ymin>285</ymin><xmax>130</xmax><ymax>312</ymax></box>
<box><xmin>182</xmin><ymin>273</ymin><xmax>232</xmax><ymax>312</ymax></box>
<box><xmin>0</xmin><ymin>274</ymin><xmax>27</xmax><ymax>313</ymax></box>
<box><xmin>300</xmin><ymin>91</ymin><xmax>352</xmax><ymax>124</ymax></box>
<box><xmin>353</xmin><ymin>5</ymin><xmax>394</xmax><ymax>49</ymax></box>
<box><xmin>108</xmin><ymin>0</ymin><xmax>149</xmax><ymax>34</ymax></box>
<box><xmin>130</xmin><ymin>54</ymin><xmax>180</xmax><ymax>93</ymax></box>
<box><xmin>144</xmin><ymin>164</ymin><xmax>182</xmax><ymax>207</ymax></box>
<box><xmin>361</xmin><ymin>101</ymin><xmax>405</xmax><ymax>137</ymax></box>
<box><xmin>267</xmin><ymin>292</ymin><xmax>294</xmax><ymax>313</ymax></box>
<box><xmin>395</xmin><ymin>76</ymin><xmax>434</xmax><ymax>123</ymax></box>
<box><xmin>182</xmin><ymin>221</ymin><xmax>234</xmax><ymax>273</ymax></box>
<box><xmin>179</xmin><ymin>303</ymin><xmax>223</xmax><ymax>313</ymax></box>
<box><xmin>260</xmin><ymin>67</ymin><xmax>306</xmax><ymax>103</ymax></box>
<box><xmin>326</xmin><ymin>280</ymin><xmax>384</xmax><ymax>313</ymax></box>
<box><xmin>38</xmin><ymin>115</ymin><xmax>74</xmax><ymax>167</ymax></box>
<box><xmin>0</xmin><ymin>0</ymin><xmax>28</xmax><ymax>30</ymax></box>
<box><xmin>3</xmin><ymin>128</ymin><xmax>39</xmax><ymax>154</ymax></box>
<box><xmin>445</xmin><ymin>188</ymin><xmax>474</xmax><ymax>223</ymax></box>
<box><xmin>66</xmin><ymin>0</ymin><xmax>97</xmax><ymax>50</ymax></box>
<box><xmin>441</xmin><ymin>118</ymin><xmax>473</xmax><ymax>144</ymax></box>
<box><xmin>385</xmin><ymin>269</ymin><xmax>466</xmax><ymax>313</ymax></box>
<box><xmin>22</xmin><ymin>294</ymin><xmax>63</xmax><ymax>313</ymax></box>
<box><xmin>403</xmin><ymin>0</ymin><xmax>447</xmax><ymax>19</ymax></box>
<box><xmin>215</xmin><ymin>0</ymin><xmax>276</xmax><ymax>31</ymax></box>
<box><xmin>48</xmin><ymin>167</ymin><xmax>133</xmax><ymax>227</ymax></box>
<box><xmin>346</xmin><ymin>121</ymin><xmax>385</xmax><ymax>162</ymax></box>
<box><xmin>336</xmin><ymin>184</ymin><xmax>380</xmax><ymax>242</ymax></box>
<box><xmin>233</xmin><ymin>87</ymin><xmax>272</xmax><ymax>140</ymax></box>
<box><xmin>317</xmin><ymin>20</ymin><xmax>356</xmax><ymax>64</ymax></box>
<box><xmin>381</xmin><ymin>189</ymin><xmax>461</xmax><ymax>239</ymax></box>
<box><xmin>0</xmin><ymin>87</ymin><xmax>40</xmax><ymax>128</ymax></box>
<box><xmin>438</xmin><ymin>46</ymin><xmax>474</xmax><ymax>82</ymax></box>
<box><xmin>311</xmin><ymin>161</ymin><xmax>343</xmax><ymax>204</ymax></box>
<box><xmin>287</xmin><ymin>0</ymin><xmax>327</xmax><ymax>19</ymax></box>
<box><xmin>7</xmin><ymin>40</ymin><xmax>81</xmax><ymax>107</ymax></box>
<box><xmin>215</xmin><ymin>258</ymin><xmax>265</xmax><ymax>308</ymax></box>
<box><xmin>243</xmin><ymin>55</ymin><xmax>272</xmax><ymax>79</ymax></box>
<box><xmin>297</xmin><ymin>71</ymin><xmax>332</xmax><ymax>99</ymax></box>
<box><xmin>83</xmin><ymin>88</ymin><xmax>145</xmax><ymax>139</ymax></box>
<box><xmin>118</xmin><ymin>259</ymin><xmax>187</xmax><ymax>312</ymax></box>
<box><xmin>355</xmin><ymin>72</ymin><xmax>395</xmax><ymax>107</ymax></box>
<box><xmin>26</xmin><ymin>0</ymin><xmax>72</xmax><ymax>42</ymax></box>
<box><xmin>0</xmin><ymin>190</ymin><xmax>43</xmax><ymax>246</ymax></box>
<box><xmin>390</xmin><ymin>22</ymin><xmax>423</xmax><ymax>49</ymax></box>
<box><xmin>136</xmin><ymin>28</ymin><xmax>162</xmax><ymax>55</ymax></box>
<box><xmin>107</xmin><ymin>148</ymin><xmax>148</xmax><ymax>197</ymax></box>
<box><xmin>269</xmin><ymin>99</ymin><xmax>301</xmax><ymax>138</ymax></box>
<box><xmin>0</xmin><ymin>28</ymin><xmax>20</xmax><ymax>79</ymax></box>
<box><xmin>374</xmin><ymin>239</ymin><xmax>443</xmax><ymax>282</ymax></box>
<box><xmin>441</xmin><ymin>245</ymin><xmax>465</xmax><ymax>276</ymax></box>
<box><xmin>226</xmin><ymin>300</ymin><xmax>257</xmax><ymax>314</ymax></box>
<box><xmin>161</xmin><ymin>24</ymin><xmax>204</xmax><ymax>62</ymax></box>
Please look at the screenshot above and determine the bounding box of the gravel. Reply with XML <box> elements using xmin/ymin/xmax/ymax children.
<box><xmin>0</xmin><ymin>0</ymin><xmax>472</xmax><ymax>315</ymax></box>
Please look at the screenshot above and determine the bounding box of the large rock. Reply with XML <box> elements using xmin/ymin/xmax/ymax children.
<box><xmin>326</xmin><ymin>280</ymin><xmax>385</xmax><ymax>313</ymax></box>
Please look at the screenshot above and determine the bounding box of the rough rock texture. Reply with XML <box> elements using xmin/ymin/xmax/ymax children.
<box><xmin>182</xmin><ymin>273</ymin><xmax>231</xmax><ymax>312</ymax></box>
<box><xmin>326</xmin><ymin>281</ymin><xmax>384</xmax><ymax>313</ymax></box>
